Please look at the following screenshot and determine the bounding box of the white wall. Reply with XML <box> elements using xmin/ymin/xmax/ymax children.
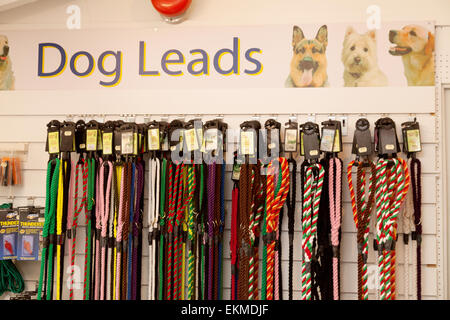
<box><xmin>0</xmin><ymin>0</ymin><xmax>449</xmax><ymax>300</ymax></box>
<box><xmin>1</xmin><ymin>0</ymin><xmax>450</xmax><ymax>28</ymax></box>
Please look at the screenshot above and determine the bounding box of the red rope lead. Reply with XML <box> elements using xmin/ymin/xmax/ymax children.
<box><xmin>265</xmin><ymin>158</ymin><xmax>289</xmax><ymax>300</ymax></box>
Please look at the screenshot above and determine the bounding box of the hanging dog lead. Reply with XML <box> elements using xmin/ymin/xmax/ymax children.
<box><xmin>263</xmin><ymin>157</ymin><xmax>289</xmax><ymax>300</ymax></box>
<box><xmin>155</xmin><ymin>120</ymin><xmax>169</xmax><ymax>300</ymax></box>
<box><xmin>300</xmin><ymin>122</ymin><xmax>324</xmax><ymax>301</ymax></box>
<box><xmin>55</xmin><ymin>121</ymin><xmax>75</xmax><ymax>300</ymax></box>
<box><xmin>38</xmin><ymin>121</ymin><xmax>61</xmax><ymax>300</ymax></box>
<box><xmin>67</xmin><ymin>121</ymin><xmax>88</xmax><ymax>300</ymax></box>
<box><xmin>130</xmin><ymin>124</ymin><xmax>146</xmax><ymax>300</ymax></box>
<box><xmin>165</xmin><ymin>119</ymin><xmax>185</xmax><ymax>300</ymax></box>
<box><xmin>237</xmin><ymin>120</ymin><xmax>260</xmax><ymax>300</ymax></box>
<box><xmin>124</xmin><ymin>123</ymin><xmax>138</xmax><ymax>300</ymax></box>
<box><xmin>98</xmin><ymin>158</ymin><xmax>112</xmax><ymax>300</ymax></box>
<box><xmin>110</xmin><ymin>120</ymin><xmax>123</xmax><ymax>300</ymax></box>
<box><xmin>83</xmin><ymin>120</ymin><xmax>101</xmax><ymax>300</ymax></box>
<box><xmin>98</xmin><ymin>121</ymin><xmax>115</xmax><ymax>301</ymax></box>
<box><xmin>401</xmin><ymin>119</ymin><xmax>423</xmax><ymax>300</ymax></box>
<box><xmin>230</xmin><ymin>151</ymin><xmax>240</xmax><ymax>300</ymax></box>
<box><xmin>374</xmin><ymin>118</ymin><xmax>410</xmax><ymax>300</ymax></box>
<box><xmin>320</xmin><ymin>119</ymin><xmax>343</xmax><ymax>300</ymax></box>
<box><xmin>347</xmin><ymin>118</ymin><xmax>376</xmax><ymax>300</ymax></box>
<box><xmin>147</xmin><ymin>120</ymin><xmax>161</xmax><ymax>300</ymax></box>
<box><xmin>283</xmin><ymin>119</ymin><xmax>298</xmax><ymax>300</ymax></box>
<box><xmin>203</xmin><ymin>119</ymin><xmax>227</xmax><ymax>300</ymax></box>
<box><xmin>183</xmin><ymin>119</ymin><xmax>201</xmax><ymax>300</ymax></box>
<box><xmin>263</xmin><ymin>119</ymin><xmax>284</xmax><ymax>300</ymax></box>
<box><xmin>115</xmin><ymin>122</ymin><xmax>134</xmax><ymax>300</ymax></box>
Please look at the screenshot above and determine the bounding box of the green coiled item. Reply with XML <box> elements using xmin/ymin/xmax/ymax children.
<box><xmin>0</xmin><ymin>203</ymin><xmax>25</xmax><ymax>296</ymax></box>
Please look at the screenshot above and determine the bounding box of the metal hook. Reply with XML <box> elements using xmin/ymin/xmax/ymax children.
<box><xmin>307</xmin><ymin>113</ymin><xmax>316</xmax><ymax>123</ymax></box>
<box><xmin>289</xmin><ymin>114</ymin><xmax>298</xmax><ymax>122</ymax></box>
<box><xmin>27</xmin><ymin>196</ymin><xmax>35</xmax><ymax>207</ymax></box>
<box><xmin>66</xmin><ymin>114</ymin><xmax>74</xmax><ymax>122</ymax></box>
<box><xmin>7</xmin><ymin>195</ymin><xmax>15</xmax><ymax>207</ymax></box>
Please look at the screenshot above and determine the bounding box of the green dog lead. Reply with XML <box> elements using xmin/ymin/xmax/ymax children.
<box><xmin>37</xmin><ymin>158</ymin><xmax>60</xmax><ymax>300</ymax></box>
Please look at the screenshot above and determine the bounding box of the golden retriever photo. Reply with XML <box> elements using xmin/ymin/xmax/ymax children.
<box><xmin>342</xmin><ymin>27</ymin><xmax>388</xmax><ymax>87</ymax></box>
<box><xmin>0</xmin><ymin>35</ymin><xmax>15</xmax><ymax>90</ymax></box>
<box><xmin>388</xmin><ymin>25</ymin><xmax>435</xmax><ymax>86</ymax></box>
<box><xmin>285</xmin><ymin>25</ymin><xmax>328</xmax><ymax>87</ymax></box>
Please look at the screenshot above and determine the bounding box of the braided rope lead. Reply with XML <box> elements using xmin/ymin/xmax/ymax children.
<box><xmin>375</xmin><ymin>157</ymin><xmax>409</xmax><ymax>300</ymax></box>
<box><xmin>387</xmin><ymin>158</ymin><xmax>409</xmax><ymax>300</ymax></box>
<box><xmin>347</xmin><ymin>161</ymin><xmax>362</xmax><ymax>299</ymax></box>
<box><xmin>83</xmin><ymin>157</ymin><xmax>95</xmax><ymax>300</ymax></box>
<box><xmin>47</xmin><ymin>161</ymin><xmax>62</xmax><ymax>300</ymax></box>
<box><xmin>410</xmin><ymin>158</ymin><xmax>422</xmax><ymax>300</ymax></box>
<box><xmin>375</xmin><ymin>159</ymin><xmax>387</xmax><ymax>300</ymax></box>
<box><xmin>265</xmin><ymin>158</ymin><xmax>289</xmax><ymax>300</ymax></box>
<box><xmin>347</xmin><ymin>160</ymin><xmax>376</xmax><ymax>300</ymax></box>
<box><xmin>286</xmin><ymin>159</ymin><xmax>297</xmax><ymax>301</ymax></box>
<box><xmin>100</xmin><ymin>161</ymin><xmax>113</xmax><ymax>300</ymax></box>
<box><xmin>94</xmin><ymin>158</ymin><xmax>103</xmax><ymax>300</ymax></box>
<box><xmin>158</xmin><ymin>159</ymin><xmax>167</xmax><ymax>300</ymax></box>
<box><xmin>248</xmin><ymin>163</ymin><xmax>264</xmax><ymax>300</ymax></box>
<box><xmin>260</xmin><ymin>196</ymin><xmax>268</xmax><ymax>300</ymax></box>
<box><xmin>69</xmin><ymin>159</ymin><xmax>88</xmax><ymax>300</ymax></box>
<box><xmin>166</xmin><ymin>163</ymin><xmax>175</xmax><ymax>300</ymax></box>
<box><xmin>218</xmin><ymin>161</ymin><xmax>226</xmax><ymax>300</ymax></box>
<box><xmin>148</xmin><ymin>158</ymin><xmax>160</xmax><ymax>300</ymax></box>
<box><xmin>248</xmin><ymin>166</ymin><xmax>257</xmax><ymax>300</ymax></box>
<box><xmin>230</xmin><ymin>184</ymin><xmax>239</xmax><ymax>300</ymax></box>
<box><xmin>187</xmin><ymin>164</ymin><xmax>196</xmax><ymax>299</ymax></box>
<box><xmin>329</xmin><ymin>157</ymin><xmax>342</xmax><ymax>300</ymax></box>
<box><xmin>174</xmin><ymin>163</ymin><xmax>186</xmax><ymax>300</ymax></box>
<box><xmin>37</xmin><ymin>159</ymin><xmax>59</xmax><ymax>300</ymax></box>
<box><xmin>402</xmin><ymin>165</ymin><xmax>415</xmax><ymax>300</ymax></box>
<box><xmin>126</xmin><ymin>162</ymin><xmax>136</xmax><ymax>300</ymax></box>
<box><xmin>301</xmin><ymin>163</ymin><xmax>324</xmax><ymax>301</ymax></box>
<box><xmin>115</xmin><ymin>164</ymin><xmax>126</xmax><ymax>300</ymax></box>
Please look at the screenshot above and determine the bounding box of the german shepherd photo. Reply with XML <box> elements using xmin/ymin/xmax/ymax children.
<box><xmin>285</xmin><ymin>25</ymin><xmax>328</xmax><ymax>87</ymax></box>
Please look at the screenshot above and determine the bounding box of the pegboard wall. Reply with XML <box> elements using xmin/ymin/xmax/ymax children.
<box><xmin>0</xmin><ymin>0</ymin><xmax>449</xmax><ymax>300</ymax></box>
<box><xmin>0</xmin><ymin>111</ymin><xmax>442</xmax><ymax>300</ymax></box>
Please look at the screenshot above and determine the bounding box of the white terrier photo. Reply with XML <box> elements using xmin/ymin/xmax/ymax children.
<box><xmin>0</xmin><ymin>35</ymin><xmax>15</xmax><ymax>90</ymax></box>
<box><xmin>342</xmin><ymin>27</ymin><xmax>387</xmax><ymax>87</ymax></box>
